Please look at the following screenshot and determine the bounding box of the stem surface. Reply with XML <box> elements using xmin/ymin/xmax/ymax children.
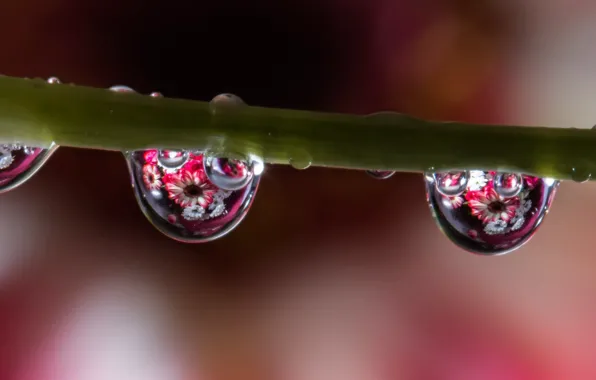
<box><xmin>0</xmin><ymin>76</ymin><xmax>593</xmax><ymax>180</ymax></box>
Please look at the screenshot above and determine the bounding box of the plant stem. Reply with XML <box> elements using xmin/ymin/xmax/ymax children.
<box><xmin>0</xmin><ymin>75</ymin><xmax>593</xmax><ymax>181</ymax></box>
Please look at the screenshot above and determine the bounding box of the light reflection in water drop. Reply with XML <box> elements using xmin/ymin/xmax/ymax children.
<box><xmin>125</xmin><ymin>149</ymin><xmax>262</xmax><ymax>242</ymax></box>
<box><xmin>425</xmin><ymin>170</ymin><xmax>558</xmax><ymax>255</ymax></box>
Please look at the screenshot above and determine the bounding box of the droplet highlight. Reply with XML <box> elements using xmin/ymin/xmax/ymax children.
<box><xmin>125</xmin><ymin>149</ymin><xmax>262</xmax><ymax>242</ymax></box>
<box><xmin>366</xmin><ymin>170</ymin><xmax>395</xmax><ymax>179</ymax></box>
<box><xmin>425</xmin><ymin>170</ymin><xmax>558</xmax><ymax>255</ymax></box>
<box><xmin>0</xmin><ymin>143</ymin><xmax>58</xmax><ymax>194</ymax></box>
<box><xmin>47</xmin><ymin>77</ymin><xmax>61</xmax><ymax>84</ymax></box>
<box><xmin>433</xmin><ymin>171</ymin><xmax>469</xmax><ymax>197</ymax></box>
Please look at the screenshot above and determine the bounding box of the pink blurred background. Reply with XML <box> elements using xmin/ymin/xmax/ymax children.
<box><xmin>1</xmin><ymin>1</ymin><xmax>596</xmax><ymax>379</ymax></box>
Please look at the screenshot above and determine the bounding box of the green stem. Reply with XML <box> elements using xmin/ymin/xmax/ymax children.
<box><xmin>0</xmin><ymin>75</ymin><xmax>593</xmax><ymax>180</ymax></box>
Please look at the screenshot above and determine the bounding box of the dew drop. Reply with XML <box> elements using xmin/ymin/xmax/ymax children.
<box><xmin>47</xmin><ymin>77</ymin><xmax>61</xmax><ymax>84</ymax></box>
<box><xmin>125</xmin><ymin>149</ymin><xmax>262</xmax><ymax>242</ymax></box>
<box><xmin>209</xmin><ymin>93</ymin><xmax>245</xmax><ymax>114</ymax></box>
<box><xmin>289</xmin><ymin>157</ymin><xmax>312</xmax><ymax>170</ymax></box>
<box><xmin>433</xmin><ymin>171</ymin><xmax>469</xmax><ymax>197</ymax></box>
<box><xmin>109</xmin><ymin>85</ymin><xmax>135</xmax><ymax>93</ymax></box>
<box><xmin>494</xmin><ymin>172</ymin><xmax>523</xmax><ymax>198</ymax></box>
<box><xmin>571</xmin><ymin>167</ymin><xmax>591</xmax><ymax>183</ymax></box>
<box><xmin>203</xmin><ymin>153</ymin><xmax>262</xmax><ymax>191</ymax></box>
<box><xmin>366</xmin><ymin>170</ymin><xmax>395</xmax><ymax>179</ymax></box>
<box><xmin>150</xmin><ymin>91</ymin><xmax>163</xmax><ymax>98</ymax></box>
<box><xmin>425</xmin><ymin>170</ymin><xmax>558</xmax><ymax>255</ymax></box>
<box><xmin>0</xmin><ymin>143</ymin><xmax>58</xmax><ymax>194</ymax></box>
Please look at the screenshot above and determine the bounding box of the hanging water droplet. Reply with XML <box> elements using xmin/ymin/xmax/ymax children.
<box><xmin>203</xmin><ymin>153</ymin><xmax>262</xmax><ymax>191</ymax></box>
<box><xmin>157</xmin><ymin>150</ymin><xmax>189</xmax><ymax>171</ymax></box>
<box><xmin>47</xmin><ymin>77</ymin><xmax>61</xmax><ymax>84</ymax></box>
<box><xmin>109</xmin><ymin>85</ymin><xmax>135</xmax><ymax>93</ymax></box>
<box><xmin>571</xmin><ymin>167</ymin><xmax>591</xmax><ymax>183</ymax></box>
<box><xmin>433</xmin><ymin>171</ymin><xmax>469</xmax><ymax>197</ymax></box>
<box><xmin>425</xmin><ymin>170</ymin><xmax>558</xmax><ymax>255</ymax></box>
<box><xmin>494</xmin><ymin>172</ymin><xmax>523</xmax><ymax>198</ymax></box>
<box><xmin>366</xmin><ymin>170</ymin><xmax>395</xmax><ymax>179</ymax></box>
<box><xmin>150</xmin><ymin>91</ymin><xmax>163</xmax><ymax>98</ymax></box>
<box><xmin>125</xmin><ymin>149</ymin><xmax>262</xmax><ymax>242</ymax></box>
<box><xmin>0</xmin><ymin>143</ymin><xmax>58</xmax><ymax>194</ymax></box>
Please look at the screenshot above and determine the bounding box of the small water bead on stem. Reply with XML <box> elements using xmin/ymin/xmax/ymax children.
<box><xmin>424</xmin><ymin>170</ymin><xmax>558</xmax><ymax>255</ymax></box>
<box><xmin>366</xmin><ymin>170</ymin><xmax>395</xmax><ymax>179</ymax></box>
<box><xmin>209</xmin><ymin>93</ymin><xmax>245</xmax><ymax>113</ymax></box>
<box><xmin>432</xmin><ymin>171</ymin><xmax>469</xmax><ymax>197</ymax></box>
<box><xmin>571</xmin><ymin>167</ymin><xmax>591</xmax><ymax>183</ymax></box>
<box><xmin>109</xmin><ymin>85</ymin><xmax>135</xmax><ymax>93</ymax></box>
<box><xmin>47</xmin><ymin>77</ymin><xmax>61</xmax><ymax>84</ymax></box>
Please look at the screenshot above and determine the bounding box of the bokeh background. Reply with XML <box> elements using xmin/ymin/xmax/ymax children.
<box><xmin>1</xmin><ymin>1</ymin><xmax>596</xmax><ymax>379</ymax></box>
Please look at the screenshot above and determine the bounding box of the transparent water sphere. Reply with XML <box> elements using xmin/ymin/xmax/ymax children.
<box><xmin>425</xmin><ymin>170</ymin><xmax>558</xmax><ymax>255</ymax></box>
<box><xmin>0</xmin><ymin>143</ymin><xmax>58</xmax><ymax>194</ymax></box>
<box><xmin>125</xmin><ymin>149</ymin><xmax>262</xmax><ymax>242</ymax></box>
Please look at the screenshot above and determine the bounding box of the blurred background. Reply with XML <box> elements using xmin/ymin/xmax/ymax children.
<box><xmin>1</xmin><ymin>1</ymin><xmax>596</xmax><ymax>379</ymax></box>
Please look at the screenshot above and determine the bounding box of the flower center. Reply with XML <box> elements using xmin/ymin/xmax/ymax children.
<box><xmin>184</xmin><ymin>184</ymin><xmax>202</xmax><ymax>197</ymax></box>
<box><xmin>488</xmin><ymin>201</ymin><xmax>505</xmax><ymax>213</ymax></box>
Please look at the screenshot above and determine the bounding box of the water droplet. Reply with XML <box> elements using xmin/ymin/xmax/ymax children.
<box><xmin>494</xmin><ymin>172</ymin><xmax>523</xmax><ymax>198</ymax></box>
<box><xmin>209</xmin><ymin>93</ymin><xmax>245</xmax><ymax>114</ymax></box>
<box><xmin>0</xmin><ymin>143</ymin><xmax>58</xmax><ymax>194</ymax></box>
<box><xmin>571</xmin><ymin>167</ymin><xmax>591</xmax><ymax>183</ymax></box>
<box><xmin>433</xmin><ymin>171</ymin><xmax>469</xmax><ymax>197</ymax></box>
<box><xmin>47</xmin><ymin>77</ymin><xmax>61</xmax><ymax>84</ymax></box>
<box><xmin>150</xmin><ymin>91</ymin><xmax>163</xmax><ymax>98</ymax></box>
<box><xmin>109</xmin><ymin>85</ymin><xmax>135</xmax><ymax>93</ymax></box>
<box><xmin>425</xmin><ymin>170</ymin><xmax>558</xmax><ymax>255</ymax></box>
<box><xmin>366</xmin><ymin>170</ymin><xmax>395</xmax><ymax>179</ymax></box>
<box><xmin>157</xmin><ymin>149</ymin><xmax>189</xmax><ymax>170</ymax></box>
<box><xmin>203</xmin><ymin>153</ymin><xmax>262</xmax><ymax>191</ymax></box>
<box><xmin>289</xmin><ymin>157</ymin><xmax>312</xmax><ymax>170</ymax></box>
<box><xmin>125</xmin><ymin>149</ymin><xmax>262</xmax><ymax>242</ymax></box>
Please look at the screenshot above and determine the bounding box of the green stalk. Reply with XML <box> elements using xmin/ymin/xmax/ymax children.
<box><xmin>0</xmin><ymin>75</ymin><xmax>593</xmax><ymax>181</ymax></box>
